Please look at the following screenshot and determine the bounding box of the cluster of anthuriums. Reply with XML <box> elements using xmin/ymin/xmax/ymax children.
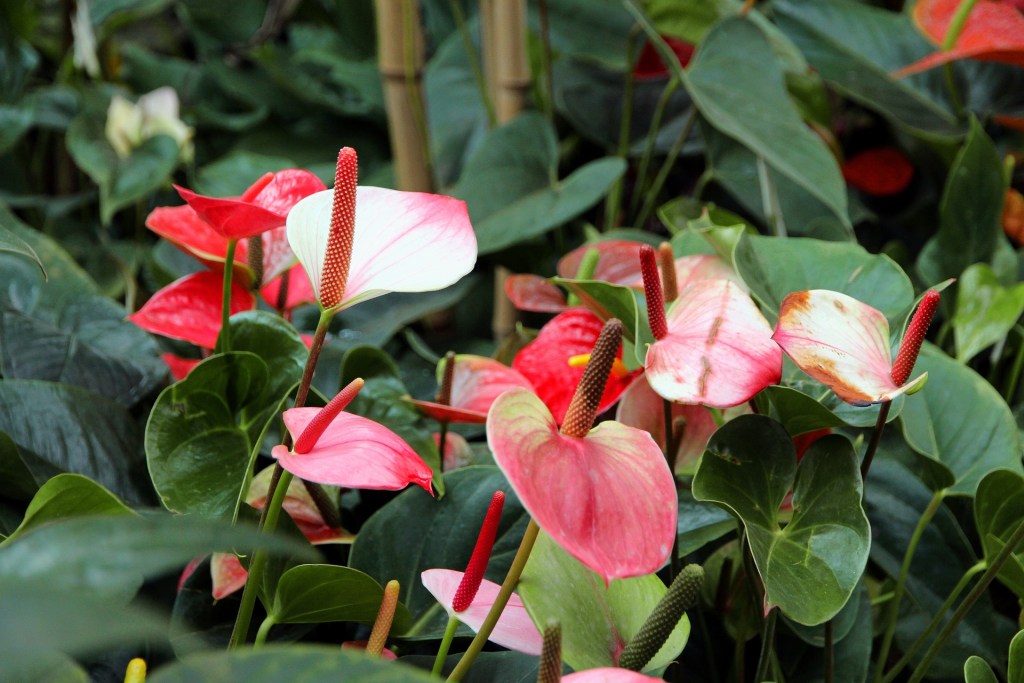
<box><xmin>3</xmin><ymin>0</ymin><xmax>1024</xmax><ymax>682</ymax></box>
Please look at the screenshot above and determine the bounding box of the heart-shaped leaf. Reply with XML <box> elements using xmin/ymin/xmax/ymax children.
<box><xmin>518</xmin><ymin>532</ymin><xmax>689</xmax><ymax>672</ymax></box>
<box><xmin>693</xmin><ymin>416</ymin><xmax>869</xmax><ymax>625</ymax></box>
<box><xmin>953</xmin><ymin>263</ymin><xmax>1024</xmax><ymax>362</ymax></box>
<box><xmin>974</xmin><ymin>470</ymin><xmax>1024</xmax><ymax>599</ymax></box>
<box><xmin>271</xmin><ymin>564</ymin><xmax>412</xmax><ymax>631</ymax></box>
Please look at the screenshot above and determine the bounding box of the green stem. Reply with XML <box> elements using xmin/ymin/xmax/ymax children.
<box><xmin>219</xmin><ymin>240</ymin><xmax>238</xmax><ymax>353</ymax></box>
<box><xmin>881</xmin><ymin>560</ymin><xmax>986</xmax><ymax>683</ymax></box>
<box><xmin>754</xmin><ymin>608</ymin><xmax>777</xmax><ymax>683</ymax></box>
<box><xmin>1002</xmin><ymin>326</ymin><xmax>1024</xmax><ymax>402</ymax></box>
<box><xmin>756</xmin><ymin>156</ymin><xmax>787</xmax><ymax>237</ymax></box>
<box><xmin>604</xmin><ymin>29</ymin><xmax>639</xmax><ymax>232</ymax></box>
<box><xmin>446</xmin><ymin>519</ymin><xmax>541</xmax><ymax>682</ymax></box>
<box><xmin>860</xmin><ymin>400</ymin><xmax>891</xmax><ymax>483</ymax></box>
<box><xmin>433</xmin><ymin>615</ymin><xmax>461</xmax><ymax>677</ymax></box>
<box><xmin>635</xmin><ymin>106</ymin><xmax>697</xmax><ymax>230</ymax></box>
<box><xmin>908</xmin><ymin>518</ymin><xmax>1024</xmax><ymax>683</ymax></box>
<box><xmin>437</xmin><ymin>421</ymin><xmax>450</xmax><ymax>473</ymax></box>
<box><xmin>448</xmin><ymin>0</ymin><xmax>496</xmax><ymax>127</ymax></box>
<box><xmin>872</xmin><ymin>488</ymin><xmax>946</xmax><ymax>683</ymax></box>
<box><xmin>628</xmin><ymin>77</ymin><xmax>680</xmax><ymax>219</ymax></box>
<box><xmin>537</xmin><ymin>0</ymin><xmax>555</xmax><ymax>124</ymax></box>
<box><xmin>942</xmin><ymin>0</ymin><xmax>979</xmax><ymax>49</ymax></box>
<box><xmin>253</xmin><ymin>615</ymin><xmax>276</xmax><ymax>647</ymax></box>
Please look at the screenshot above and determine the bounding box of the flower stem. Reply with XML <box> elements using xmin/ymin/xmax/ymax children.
<box><xmin>227</xmin><ymin>309</ymin><xmax>333</xmax><ymax>648</ymax></box>
<box><xmin>635</xmin><ymin>106</ymin><xmax>696</xmax><ymax>230</ymax></box>
<box><xmin>604</xmin><ymin>29</ymin><xmax>638</xmax><ymax>232</ymax></box>
<box><xmin>860</xmin><ymin>400</ymin><xmax>891</xmax><ymax>483</ymax></box>
<box><xmin>754</xmin><ymin>608</ymin><xmax>777</xmax><ymax>682</ymax></box>
<box><xmin>663</xmin><ymin>397</ymin><xmax>680</xmax><ymax>581</ymax></box>
<box><xmin>907</xmin><ymin>518</ymin><xmax>1024</xmax><ymax>683</ymax></box>
<box><xmin>253</xmin><ymin>615</ymin><xmax>275</xmax><ymax>648</ymax></box>
<box><xmin>446</xmin><ymin>519</ymin><xmax>541</xmax><ymax>682</ymax></box>
<box><xmin>872</xmin><ymin>488</ymin><xmax>946</xmax><ymax>683</ymax></box>
<box><xmin>447</xmin><ymin>0</ymin><xmax>496</xmax><ymax>127</ymax></box>
<box><xmin>881</xmin><ymin>560</ymin><xmax>985</xmax><ymax>683</ymax></box>
<box><xmin>219</xmin><ymin>239</ymin><xmax>238</xmax><ymax>353</ymax></box>
<box><xmin>433</xmin><ymin>615</ymin><xmax>461</xmax><ymax>676</ymax></box>
<box><xmin>629</xmin><ymin>77</ymin><xmax>680</xmax><ymax>219</ymax></box>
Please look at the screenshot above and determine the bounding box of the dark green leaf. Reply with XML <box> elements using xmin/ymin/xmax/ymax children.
<box><xmin>693</xmin><ymin>418</ymin><xmax>869</xmax><ymax>625</ymax></box>
<box><xmin>519</xmin><ymin>532</ymin><xmax>689</xmax><ymax>672</ymax></box>
<box><xmin>0</xmin><ymin>212</ymin><xmax>43</xmax><ymax>277</ymax></box>
<box><xmin>764</xmin><ymin>385</ymin><xmax>849</xmax><ymax>436</ymax></box>
<box><xmin>953</xmin><ymin>263</ymin><xmax>1024</xmax><ymax>362</ymax></box>
<box><xmin>899</xmin><ymin>344</ymin><xmax>1023</xmax><ymax>496</ymax></box>
<box><xmin>271</xmin><ymin>564</ymin><xmax>411</xmax><ymax>631</ymax></box>
<box><xmin>349</xmin><ymin>467</ymin><xmax>529</xmax><ymax>639</ymax></box>
<box><xmin>1</xmin><ymin>473</ymin><xmax>133</xmax><ymax>545</ymax></box>
<box><xmin>648</xmin><ymin>0</ymin><xmax>741</xmax><ymax>43</ymax></box>
<box><xmin>676</xmin><ymin>490</ymin><xmax>736</xmax><ymax>558</ymax></box>
<box><xmin>964</xmin><ymin>657</ymin><xmax>999</xmax><ymax>683</ymax></box>
<box><xmin>974</xmin><ymin>470</ymin><xmax>1024</xmax><ymax>599</ymax></box>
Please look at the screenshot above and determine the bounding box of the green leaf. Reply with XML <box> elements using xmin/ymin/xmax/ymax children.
<box><xmin>918</xmin><ymin>117</ymin><xmax>1008</xmax><ymax>285</ymax></box>
<box><xmin>899</xmin><ymin>344</ymin><xmax>1023</xmax><ymax>496</ymax></box>
<box><xmin>414</xmin><ymin>651</ymin><xmax>553</xmax><ymax>682</ymax></box>
<box><xmin>676</xmin><ymin>490</ymin><xmax>736</xmax><ymax>558</ymax></box>
<box><xmin>349</xmin><ymin>467</ymin><xmax>529</xmax><ymax>639</ymax></box>
<box><xmin>773</xmin><ymin>0</ymin><xmax>962</xmax><ymax>139</ymax></box>
<box><xmin>550</xmin><ymin>277</ymin><xmax>652</xmax><ymax>369</ymax></box>
<box><xmin>974</xmin><ymin>470</ymin><xmax>1024</xmax><ymax>599</ymax></box>
<box><xmin>1</xmin><ymin>473</ymin><xmax>134</xmax><ymax>545</ymax></box>
<box><xmin>147</xmin><ymin>646</ymin><xmax>438</xmax><ymax>682</ymax></box>
<box><xmin>456</xmin><ymin>112</ymin><xmax>625</xmax><ymax>254</ymax></box>
<box><xmin>965</xmin><ymin>656</ymin><xmax>999</xmax><ymax>683</ymax></box>
<box><xmin>1011</xmin><ymin>629</ymin><xmax>1024</xmax><ymax>683</ymax></box>
<box><xmin>734</xmin><ymin>233</ymin><xmax>914</xmax><ymax>323</ymax></box>
<box><xmin>693</xmin><ymin>417</ymin><xmax>869</xmax><ymax>625</ymax></box>
<box><xmin>655</xmin><ymin>15</ymin><xmax>848</xmax><ymax>226</ymax></box>
<box><xmin>648</xmin><ymin>0</ymin><xmax>741</xmax><ymax>43</ymax></box>
<box><xmin>66</xmin><ymin>115</ymin><xmax>180</xmax><ymax>224</ymax></box>
<box><xmin>0</xmin><ymin>380</ymin><xmax>152</xmax><ymax>504</ymax></box>
<box><xmin>764</xmin><ymin>385</ymin><xmax>850</xmax><ymax>436</ymax></box>
<box><xmin>518</xmin><ymin>532</ymin><xmax>689</xmax><ymax>672</ymax></box>
<box><xmin>339</xmin><ymin>345</ymin><xmax>443</xmax><ymax>493</ymax></box>
<box><xmin>271</xmin><ymin>564</ymin><xmax>411</xmax><ymax>632</ymax></box>
<box><xmin>0</xmin><ymin>514</ymin><xmax>315</xmax><ymax>597</ymax></box>
<box><xmin>0</xmin><ymin>213</ymin><xmax>43</xmax><ymax>278</ymax></box>
<box><xmin>194</xmin><ymin>150</ymin><xmax>295</xmax><ymax>196</ymax></box>
<box><xmin>146</xmin><ymin>352</ymin><xmax>270</xmax><ymax>519</ymax></box>
<box><xmin>953</xmin><ymin>263</ymin><xmax>1024</xmax><ymax>362</ymax></box>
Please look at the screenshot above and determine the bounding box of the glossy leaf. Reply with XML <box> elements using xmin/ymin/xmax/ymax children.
<box><xmin>974</xmin><ymin>470</ymin><xmax>1024</xmax><ymax>598</ymax></box>
<box><xmin>0</xmin><ymin>214</ymin><xmax>44</xmax><ymax>278</ymax></box>
<box><xmin>953</xmin><ymin>263</ymin><xmax>1024</xmax><ymax>362</ymax></box>
<box><xmin>349</xmin><ymin>467</ymin><xmax>529</xmax><ymax>639</ymax></box>
<box><xmin>899</xmin><ymin>344</ymin><xmax>1023</xmax><ymax>496</ymax></box>
<box><xmin>0</xmin><ymin>381</ymin><xmax>152</xmax><ymax>504</ymax></box>
<box><xmin>734</xmin><ymin>233</ymin><xmax>914</xmax><ymax>323</ymax></box>
<box><xmin>964</xmin><ymin>657</ymin><xmax>999</xmax><ymax>683</ymax></box>
<box><xmin>271</xmin><ymin>564</ymin><xmax>412</xmax><ymax>631</ymax></box>
<box><xmin>519</xmin><ymin>532</ymin><xmax>689</xmax><ymax>672</ymax></box>
<box><xmin>676</xmin><ymin>491</ymin><xmax>737</xmax><ymax>558</ymax></box>
<box><xmin>918</xmin><ymin>117</ymin><xmax>1007</xmax><ymax>285</ymax></box>
<box><xmin>763</xmin><ymin>386</ymin><xmax>849</xmax><ymax>436</ymax></box>
<box><xmin>146</xmin><ymin>647</ymin><xmax>438</xmax><ymax>682</ymax></box>
<box><xmin>693</xmin><ymin>417</ymin><xmax>869</xmax><ymax>625</ymax></box>
<box><xmin>1</xmin><ymin>473</ymin><xmax>133</xmax><ymax>545</ymax></box>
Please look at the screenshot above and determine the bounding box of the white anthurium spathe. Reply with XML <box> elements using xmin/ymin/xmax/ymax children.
<box><xmin>286</xmin><ymin>186</ymin><xmax>477</xmax><ymax>312</ymax></box>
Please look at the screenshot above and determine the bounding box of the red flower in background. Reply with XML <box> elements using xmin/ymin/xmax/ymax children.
<box><xmin>634</xmin><ymin>36</ymin><xmax>696</xmax><ymax>79</ymax></box>
<box><xmin>898</xmin><ymin>0</ymin><xmax>1024</xmax><ymax>75</ymax></box>
<box><xmin>841</xmin><ymin>147</ymin><xmax>914</xmax><ymax>197</ymax></box>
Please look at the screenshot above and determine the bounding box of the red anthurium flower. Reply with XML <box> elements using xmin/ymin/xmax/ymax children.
<box><xmin>260</xmin><ymin>262</ymin><xmax>317</xmax><ymax>312</ymax></box>
<box><xmin>644</xmin><ymin>279</ymin><xmax>782</xmax><ymax>408</ymax></box>
<box><xmin>558</xmin><ymin>240</ymin><xmax>647</xmax><ymax>285</ymax></box>
<box><xmin>246</xmin><ymin>465</ymin><xmax>354</xmax><ymax>545</ymax></box>
<box><xmin>287</xmin><ymin>148</ymin><xmax>476</xmax><ymax>313</ymax></box>
<box><xmin>841</xmin><ymin>148</ymin><xmax>915</xmax><ymax>197</ymax></box>
<box><xmin>513</xmin><ymin>308</ymin><xmax>637</xmax><ymax>424</ymax></box>
<box><xmin>615</xmin><ymin>375</ymin><xmax>722</xmax><ymax>472</ymax></box>
<box><xmin>898</xmin><ymin>0</ymin><xmax>1024</xmax><ymax>76</ymax></box>
<box><xmin>634</xmin><ymin>35</ymin><xmax>696</xmax><ymax>79</ymax></box>
<box><xmin>625</xmin><ymin>253</ymin><xmax>746</xmax><ymax>294</ymax></box>
<box><xmin>271</xmin><ymin>379</ymin><xmax>433</xmax><ymax>492</ymax></box>
<box><xmin>504</xmin><ymin>273</ymin><xmax>570</xmax><ymax>313</ymax></box>
<box><xmin>421</xmin><ymin>568</ymin><xmax>543</xmax><ymax>654</ymax></box>
<box><xmin>564</xmin><ymin>669</ymin><xmax>664</xmax><ymax>683</ymax></box>
<box><xmin>488</xmin><ymin>385</ymin><xmax>677</xmax><ymax>582</ymax></box>
<box><xmin>771</xmin><ymin>290</ymin><xmax>936</xmax><ymax>405</ymax></box>
<box><xmin>128</xmin><ymin>271</ymin><xmax>254</xmax><ymax>348</ymax></box>
<box><xmin>411</xmin><ymin>354</ymin><xmax>534</xmax><ymax>424</ymax></box>
<box><xmin>162</xmin><ymin>354</ymin><xmax>201</xmax><ymax>381</ymax></box>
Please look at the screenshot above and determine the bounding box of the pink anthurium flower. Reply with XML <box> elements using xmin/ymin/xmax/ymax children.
<box><xmin>340</xmin><ymin>641</ymin><xmax>398</xmax><ymax>660</ymax></box>
<box><xmin>488</xmin><ymin>389</ymin><xmax>676</xmax><ymax>581</ymax></box>
<box><xmin>558</xmin><ymin>240</ymin><xmax>647</xmax><ymax>285</ymax></box>
<box><xmin>410</xmin><ymin>354</ymin><xmax>534</xmax><ymax>424</ymax></box>
<box><xmin>643</xmin><ymin>277</ymin><xmax>782</xmax><ymax>408</ymax></box>
<box><xmin>128</xmin><ymin>271</ymin><xmax>254</xmax><ymax>348</ymax></box>
<box><xmin>513</xmin><ymin>308</ymin><xmax>637</xmax><ymax>424</ymax></box>
<box><xmin>286</xmin><ymin>148</ymin><xmax>476</xmax><ymax>313</ymax></box>
<box><xmin>271</xmin><ymin>379</ymin><xmax>433</xmax><ymax>492</ymax></box>
<box><xmin>211</xmin><ymin>552</ymin><xmax>249</xmax><ymax>600</ymax></box>
<box><xmin>421</xmin><ymin>568</ymin><xmax>543</xmax><ymax>655</ymax></box>
<box><xmin>563</xmin><ymin>669</ymin><xmax>664</xmax><ymax>683</ymax></box>
<box><xmin>771</xmin><ymin>289</ymin><xmax>937</xmax><ymax>405</ymax></box>
<box><xmin>504</xmin><ymin>273</ymin><xmax>570</xmax><ymax>313</ymax></box>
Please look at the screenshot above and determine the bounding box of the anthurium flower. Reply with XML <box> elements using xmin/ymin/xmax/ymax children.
<box><xmin>260</xmin><ymin>262</ymin><xmax>317</xmax><ymax>312</ymax></box>
<box><xmin>558</xmin><ymin>240</ymin><xmax>647</xmax><ymax>285</ymax></box>
<box><xmin>286</xmin><ymin>148</ymin><xmax>476</xmax><ymax>313</ymax></box>
<box><xmin>491</xmin><ymin>320</ymin><xmax>677</xmax><ymax>582</ymax></box>
<box><xmin>562</xmin><ymin>669</ymin><xmax>663</xmax><ymax>682</ymax></box>
<box><xmin>105</xmin><ymin>86</ymin><xmax>194</xmax><ymax>161</ymax></box>
<box><xmin>246</xmin><ymin>465</ymin><xmax>353</xmax><ymax>545</ymax></box>
<box><xmin>271</xmin><ymin>379</ymin><xmax>433</xmax><ymax>492</ymax></box>
<box><xmin>410</xmin><ymin>354</ymin><xmax>534</xmax><ymax>424</ymax></box>
<box><xmin>513</xmin><ymin>308</ymin><xmax>637</xmax><ymax>424</ymax></box>
<box><xmin>211</xmin><ymin>552</ymin><xmax>249</xmax><ymax>600</ymax></box>
<box><xmin>128</xmin><ymin>271</ymin><xmax>254</xmax><ymax>349</ymax></box>
<box><xmin>772</xmin><ymin>289</ymin><xmax>938</xmax><ymax>405</ymax></box>
<box><xmin>504</xmin><ymin>274</ymin><xmax>570</xmax><ymax>313</ymax></box>
<box><xmin>421</xmin><ymin>568</ymin><xmax>543</xmax><ymax>654</ymax></box>
<box><xmin>643</xmin><ymin>277</ymin><xmax>782</xmax><ymax>408</ymax></box>
<box><xmin>633</xmin><ymin>35</ymin><xmax>695</xmax><ymax>79</ymax></box>
<box><xmin>841</xmin><ymin>147</ymin><xmax>914</xmax><ymax>197</ymax></box>
<box><xmin>898</xmin><ymin>0</ymin><xmax>1024</xmax><ymax>75</ymax></box>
